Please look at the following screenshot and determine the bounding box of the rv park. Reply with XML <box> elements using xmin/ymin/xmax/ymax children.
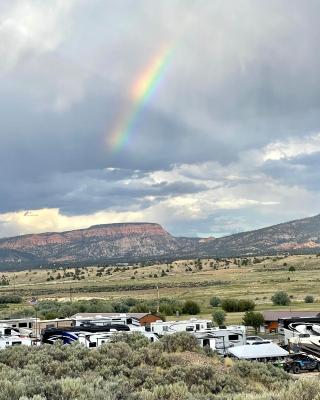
<box><xmin>0</xmin><ymin>255</ymin><xmax>319</xmax><ymax>374</ymax></box>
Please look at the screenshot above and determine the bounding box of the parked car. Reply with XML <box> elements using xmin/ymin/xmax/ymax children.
<box><xmin>284</xmin><ymin>353</ymin><xmax>320</xmax><ymax>374</ymax></box>
<box><xmin>246</xmin><ymin>336</ymin><xmax>271</xmax><ymax>345</ymax></box>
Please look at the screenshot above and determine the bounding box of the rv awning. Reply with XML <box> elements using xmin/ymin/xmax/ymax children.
<box><xmin>228</xmin><ymin>343</ymin><xmax>288</xmax><ymax>359</ymax></box>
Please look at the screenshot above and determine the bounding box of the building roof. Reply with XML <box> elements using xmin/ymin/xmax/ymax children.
<box><xmin>228</xmin><ymin>343</ymin><xmax>289</xmax><ymax>359</ymax></box>
<box><xmin>71</xmin><ymin>312</ymin><xmax>157</xmax><ymax>320</ymax></box>
<box><xmin>263</xmin><ymin>311</ymin><xmax>320</xmax><ymax>322</ymax></box>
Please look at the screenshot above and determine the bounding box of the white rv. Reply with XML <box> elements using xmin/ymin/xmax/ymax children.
<box><xmin>149</xmin><ymin>319</ymin><xmax>212</xmax><ymax>334</ymax></box>
<box><xmin>149</xmin><ymin>319</ymin><xmax>246</xmax><ymax>354</ymax></box>
<box><xmin>78</xmin><ymin>331</ymin><xmax>159</xmax><ymax>348</ymax></box>
<box><xmin>74</xmin><ymin>315</ymin><xmax>141</xmax><ymax>329</ymax></box>
<box><xmin>0</xmin><ymin>324</ymin><xmax>33</xmax><ymax>349</ymax></box>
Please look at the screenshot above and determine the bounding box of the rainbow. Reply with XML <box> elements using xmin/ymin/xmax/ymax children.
<box><xmin>107</xmin><ymin>45</ymin><xmax>175</xmax><ymax>153</ymax></box>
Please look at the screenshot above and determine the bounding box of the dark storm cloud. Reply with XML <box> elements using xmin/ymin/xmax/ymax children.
<box><xmin>262</xmin><ymin>152</ymin><xmax>320</xmax><ymax>191</ymax></box>
<box><xmin>1</xmin><ymin>0</ymin><xmax>320</xmax><ymax>237</ymax></box>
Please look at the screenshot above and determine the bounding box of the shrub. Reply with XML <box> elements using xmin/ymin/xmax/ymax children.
<box><xmin>304</xmin><ymin>295</ymin><xmax>314</xmax><ymax>303</ymax></box>
<box><xmin>209</xmin><ymin>296</ymin><xmax>221</xmax><ymax>307</ymax></box>
<box><xmin>271</xmin><ymin>291</ymin><xmax>291</xmax><ymax>306</ymax></box>
<box><xmin>221</xmin><ymin>299</ymin><xmax>255</xmax><ymax>312</ymax></box>
<box><xmin>182</xmin><ymin>300</ymin><xmax>200</xmax><ymax>315</ymax></box>
<box><xmin>0</xmin><ymin>295</ymin><xmax>22</xmax><ymax>304</ymax></box>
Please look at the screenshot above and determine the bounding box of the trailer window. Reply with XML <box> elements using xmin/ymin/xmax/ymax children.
<box><xmin>229</xmin><ymin>334</ymin><xmax>240</xmax><ymax>341</ymax></box>
<box><xmin>186</xmin><ymin>326</ymin><xmax>194</xmax><ymax>332</ymax></box>
<box><xmin>12</xmin><ymin>341</ymin><xmax>22</xmax><ymax>346</ymax></box>
<box><xmin>89</xmin><ymin>343</ymin><xmax>97</xmax><ymax>348</ymax></box>
<box><xmin>18</xmin><ymin>323</ymin><xmax>27</xmax><ymax>328</ymax></box>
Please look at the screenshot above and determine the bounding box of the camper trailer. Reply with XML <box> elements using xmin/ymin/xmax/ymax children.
<box><xmin>196</xmin><ymin>326</ymin><xmax>246</xmax><ymax>354</ymax></box>
<box><xmin>278</xmin><ymin>316</ymin><xmax>320</xmax><ymax>358</ymax></box>
<box><xmin>0</xmin><ymin>324</ymin><xmax>33</xmax><ymax>349</ymax></box>
<box><xmin>149</xmin><ymin>319</ymin><xmax>213</xmax><ymax>334</ymax></box>
<box><xmin>74</xmin><ymin>314</ymin><xmax>141</xmax><ymax>328</ymax></box>
<box><xmin>278</xmin><ymin>317</ymin><xmax>320</xmax><ymax>345</ymax></box>
<box><xmin>149</xmin><ymin>319</ymin><xmax>246</xmax><ymax>354</ymax></box>
<box><xmin>77</xmin><ymin>331</ymin><xmax>159</xmax><ymax>348</ymax></box>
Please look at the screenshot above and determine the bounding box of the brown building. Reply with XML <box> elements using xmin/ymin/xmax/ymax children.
<box><xmin>263</xmin><ymin>311</ymin><xmax>320</xmax><ymax>333</ymax></box>
<box><xmin>71</xmin><ymin>312</ymin><xmax>162</xmax><ymax>326</ymax></box>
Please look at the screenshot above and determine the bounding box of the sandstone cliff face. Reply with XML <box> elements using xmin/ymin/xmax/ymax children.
<box><xmin>0</xmin><ymin>223</ymin><xmax>196</xmax><ymax>267</ymax></box>
<box><xmin>1</xmin><ymin>214</ymin><xmax>320</xmax><ymax>269</ymax></box>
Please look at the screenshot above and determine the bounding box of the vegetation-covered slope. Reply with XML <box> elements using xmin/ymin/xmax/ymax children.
<box><xmin>0</xmin><ymin>332</ymin><xmax>318</xmax><ymax>400</ymax></box>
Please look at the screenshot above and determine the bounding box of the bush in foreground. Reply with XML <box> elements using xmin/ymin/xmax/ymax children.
<box><xmin>0</xmin><ymin>332</ymin><xmax>318</xmax><ymax>399</ymax></box>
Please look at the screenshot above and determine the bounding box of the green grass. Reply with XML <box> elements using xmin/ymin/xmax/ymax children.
<box><xmin>0</xmin><ymin>254</ymin><xmax>319</xmax><ymax>320</ymax></box>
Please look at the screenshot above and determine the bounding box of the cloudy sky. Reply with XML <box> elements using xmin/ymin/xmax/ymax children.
<box><xmin>1</xmin><ymin>0</ymin><xmax>320</xmax><ymax>239</ymax></box>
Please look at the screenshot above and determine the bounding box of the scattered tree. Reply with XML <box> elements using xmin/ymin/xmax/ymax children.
<box><xmin>242</xmin><ymin>311</ymin><xmax>264</xmax><ymax>333</ymax></box>
<box><xmin>271</xmin><ymin>291</ymin><xmax>291</xmax><ymax>306</ymax></box>
<box><xmin>209</xmin><ymin>296</ymin><xmax>221</xmax><ymax>307</ymax></box>
<box><xmin>212</xmin><ymin>309</ymin><xmax>226</xmax><ymax>326</ymax></box>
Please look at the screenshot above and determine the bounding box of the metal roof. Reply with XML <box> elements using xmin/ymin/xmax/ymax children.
<box><xmin>263</xmin><ymin>311</ymin><xmax>320</xmax><ymax>322</ymax></box>
<box><xmin>228</xmin><ymin>343</ymin><xmax>289</xmax><ymax>359</ymax></box>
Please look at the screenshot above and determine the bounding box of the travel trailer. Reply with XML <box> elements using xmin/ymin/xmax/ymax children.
<box><xmin>0</xmin><ymin>324</ymin><xmax>33</xmax><ymax>349</ymax></box>
<box><xmin>149</xmin><ymin>319</ymin><xmax>246</xmax><ymax>354</ymax></box>
<box><xmin>149</xmin><ymin>319</ymin><xmax>213</xmax><ymax>334</ymax></box>
<box><xmin>41</xmin><ymin>323</ymin><xmax>130</xmax><ymax>345</ymax></box>
<box><xmin>278</xmin><ymin>317</ymin><xmax>320</xmax><ymax>345</ymax></box>
<box><xmin>196</xmin><ymin>326</ymin><xmax>246</xmax><ymax>354</ymax></box>
<box><xmin>278</xmin><ymin>316</ymin><xmax>320</xmax><ymax>358</ymax></box>
<box><xmin>74</xmin><ymin>315</ymin><xmax>141</xmax><ymax>329</ymax></box>
<box><xmin>77</xmin><ymin>331</ymin><xmax>159</xmax><ymax>348</ymax></box>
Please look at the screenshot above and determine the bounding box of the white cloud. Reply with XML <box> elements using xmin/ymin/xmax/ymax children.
<box><xmin>262</xmin><ymin>133</ymin><xmax>320</xmax><ymax>161</ymax></box>
<box><xmin>0</xmin><ymin>0</ymin><xmax>75</xmax><ymax>73</ymax></box>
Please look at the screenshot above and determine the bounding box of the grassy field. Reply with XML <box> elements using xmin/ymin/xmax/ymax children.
<box><xmin>0</xmin><ymin>254</ymin><xmax>319</xmax><ymax>323</ymax></box>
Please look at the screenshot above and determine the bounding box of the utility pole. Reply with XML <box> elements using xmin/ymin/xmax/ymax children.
<box><xmin>156</xmin><ymin>265</ymin><xmax>160</xmax><ymax>314</ymax></box>
<box><xmin>13</xmin><ymin>274</ymin><xmax>16</xmax><ymax>295</ymax></box>
<box><xmin>69</xmin><ymin>285</ymin><xmax>72</xmax><ymax>303</ymax></box>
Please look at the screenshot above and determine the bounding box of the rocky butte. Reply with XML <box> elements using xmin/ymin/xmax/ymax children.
<box><xmin>0</xmin><ymin>214</ymin><xmax>320</xmax><ymax>268</ymax></box>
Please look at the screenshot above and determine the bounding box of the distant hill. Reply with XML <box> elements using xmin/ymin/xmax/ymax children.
<box><xmin>200</xmin><ymin>213</ymin><xmax>320</xmax><ymax>257</ymax></box>
<box><xmin>0</xmin><ymin>214</ymin><xmax>320</xmax><ymax>269</ymax></box>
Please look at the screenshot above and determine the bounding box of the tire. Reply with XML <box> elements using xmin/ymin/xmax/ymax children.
<box><xmin>291</xmin><ymin>364</ymin><xmax>301</xmax><ymax>374</ymax></box>
<box><xmin>317</xmin><ymin>363</ymin><xmax>320</xmax><ymax>372</ymax></box>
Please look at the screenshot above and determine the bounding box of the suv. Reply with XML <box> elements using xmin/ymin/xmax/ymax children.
<box><xmin>284</xmin><ymin>353</ymin><xmax>320</xmax><ymax>374</ymax></box>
